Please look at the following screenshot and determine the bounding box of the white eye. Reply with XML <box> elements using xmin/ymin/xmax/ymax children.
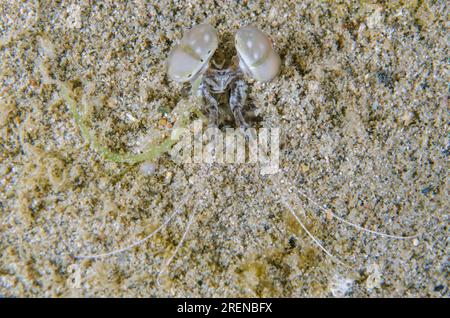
<box><xmin>235</xmin><ymin>26</ymin><xmax>280</xmax><ymax>82</ymax></box>
<box><xmin>167</xmin><ymin>24</ymin><xmax>218</xmax><ymax>83</ymax></box>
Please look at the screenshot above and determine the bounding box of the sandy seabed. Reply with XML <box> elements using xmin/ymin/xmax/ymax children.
<box><xmin>0</xmin><ymin>1</ymin><xmax>448</xmax><ymax>297</ymax></box>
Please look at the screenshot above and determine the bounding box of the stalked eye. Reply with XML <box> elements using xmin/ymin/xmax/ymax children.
<box><xmin>167</xmin><ymin>24</ymin><xmax>218</xmax><ymax>83</ymax></box>
<box><xmin>235</xmin><ymin>26</ymin><xmax>280</xmax><ymax>83</ymax></box>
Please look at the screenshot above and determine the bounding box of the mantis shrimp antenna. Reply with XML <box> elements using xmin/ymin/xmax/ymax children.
<box><xmin>74</xmin><ymin>189</ymin><xmax>194</xmax><ymax>260</ymax></box>
<box><xmin>277</xmin><ymin>186</ymin><xmax>351</xmax><ymax>268</ymax></box>
<box><xmin>157</xmin><ymin>210</ymin><xmax>196</xmax><ymax>287</ymax></box>
<box><xmin>278</xmin><ymin>176</ymin><xmax>418</xmax><ymax>240</ymax></box>
<box><xmin>268</xmin><ymin>172</ymin><xmax>418</xmax><ymax>269</ymax></box>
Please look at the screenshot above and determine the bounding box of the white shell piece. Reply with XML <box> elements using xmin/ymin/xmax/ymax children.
<box><xmin>167</xmin><ymin>24</ymin><xmax>218</xmax><ymax>83</ymax></box>
<box><xmin>235</xmin><ymin>26</ymin><xmax>280</xmax><ymax>82</ymax></box>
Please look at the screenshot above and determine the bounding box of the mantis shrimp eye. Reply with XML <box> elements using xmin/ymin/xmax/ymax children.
<box><xmin>235</xmin><ymin>26</ymin><xmax>280</xmax><ymax>83</ymax></box>
<box><xmin>167</xmin><ymin>23</ymin><xmax>218</xmax><ymax>83</ymax></box>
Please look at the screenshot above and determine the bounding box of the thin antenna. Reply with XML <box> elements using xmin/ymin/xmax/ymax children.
<box><xmin>279</xmin><ymin>176</ymin><xmax>418</xmax><ymax>239</ymax></box>
<box><xmin>75</xmin><ymin>208</ymin><xmax>181</xmax><ymax>260</ymax></box>
<box><xmin>278</xmin><ymin>191</ymin><xmax>351</xmax><ymax>269</ymax></box>
<box><xmin>74</xmin><ymin>191</ymin><xmax>193</xmax><ymax>260</ymax></box>
<box><xmin>157</xmin><ymin>210</ymin><xmax>196</xmax><ymax>286</ymax></box>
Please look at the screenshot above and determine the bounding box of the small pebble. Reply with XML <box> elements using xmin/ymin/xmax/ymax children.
<box><xmin>140</xmin><ymin>162</ymin><xmax>157</xmax><ymax>175</ymax></box>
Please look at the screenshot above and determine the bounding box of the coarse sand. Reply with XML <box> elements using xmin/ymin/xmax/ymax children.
<box><xmin>0</xmin><ymin>1</ymin><xmax>448</xmax><ymax>297</ymax></box>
